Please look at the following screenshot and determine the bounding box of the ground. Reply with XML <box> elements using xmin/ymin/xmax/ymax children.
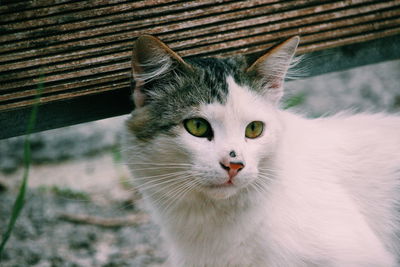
<box><xmin>0</xmin><ymin>59</ymin><xmax>399</xmax><ymax>266</ymax></box>
<box><xmin>0</xmin><ymin>151</ymin><xmax>166</xmax><ymax>267</ymax></box>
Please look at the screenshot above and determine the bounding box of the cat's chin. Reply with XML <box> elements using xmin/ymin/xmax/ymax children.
<box><xmin>200</xmin><ymin>184</ymin><xmax>240</xmax><ymax>200</ymax></box>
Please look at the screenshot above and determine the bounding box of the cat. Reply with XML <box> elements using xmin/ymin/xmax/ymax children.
<box><xmin>123</xmin><ymin>35</ymin><xmax>400</xmax><ymax>267</ymax></box>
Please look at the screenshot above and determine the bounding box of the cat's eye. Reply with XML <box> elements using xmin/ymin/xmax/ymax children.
<box><xmin>245</xmin><ymin>121</ymin><xmax>264</xmax><ymax>139</ymax></box>
<box><xmin>184</xmin><ymin>118</ymin><xmax>213</xmax><ymax>139</ymax></box>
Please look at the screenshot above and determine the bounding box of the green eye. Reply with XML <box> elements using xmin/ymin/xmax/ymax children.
<box><xmin>245</xmin><ymin>121</ymin><xmax>264</xmax><ymax>139</ymax></box>
<box><xmin>184</xmin><ymin>118</ymin><xmax>213</xmax><ymax>139</ymax></box>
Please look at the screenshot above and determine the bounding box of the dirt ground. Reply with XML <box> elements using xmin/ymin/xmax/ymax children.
<box><xmin>0</xmin><ymin>152</ymin><xmax>167</xmax><ymax>267</ymax></box>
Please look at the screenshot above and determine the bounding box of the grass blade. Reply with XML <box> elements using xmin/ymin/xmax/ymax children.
<box><xmin>0</xmin><ymin>78</ymin><xmax>43</xmax><ymax>260</ymax></box>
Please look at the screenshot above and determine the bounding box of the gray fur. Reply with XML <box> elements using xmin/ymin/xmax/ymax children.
<box><xmin>127</xmin><ymin>56</ymin><xmax>257</xmax><ymax>141</ymax></box>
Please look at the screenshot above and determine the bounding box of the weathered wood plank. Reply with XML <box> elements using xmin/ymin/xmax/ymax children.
<box><xmin>0</xmin><ymin>81</ymin><xmax>129</xmax><ymax>112</ymax></box>
<box><xmin>1</xmin><ymin>63</ymin><xmax>130</xmax><ymax>94</ymax></box>
<box><xmin>2</xmin><ymin>34</ymin><xmax>400</xmax><ymax>140</ymax></box>
<box><xmin>206</xmin><ymin>19</ymin><xmax>400</xmax><ymax>57</ymax></box>
<box><xmin>0</xmin><ymin>0</ymin><xmax>303</xmax><ymax>52</ymax></box>
<box><xmin>0</xmin><ymin>87</ymin><xmax>133</xmax><ymax>139</ymax></box>
<box><xmin>2</xmin><ymin>12</ymin><xmax>398</xmax><ymax>90</ymax></box>
<box><xmin>0</xmin><ymin>0</ymin><xmax>187</xmax><ymax>25</ymax></box>
<box><xmin>1</xmin><ymin>1</ymin><xmax>397</xmax><ymax>78</ymax></box>
<box><xmin>1</xmin><ymin>1</ymin><xmax>396</xmax><ymax>64</ymax></box>
<box><xmin>170</xmin><ymin>4</ymin><xmax>400</xmax><ymax>51</ymax></box>
<box><xmin>0</xmin><ymin>73</ymin><xmax>128</xmax><ymax>103</ymax></box>
<box><xmin>1</xmin><ymin>0</ymin><xmax>400</xmax><ymax>139</ymax></box>
<box><xmin>0</xmin><ymin>0</ymin><xmax>73</xmax><ymax>14</ymax></box>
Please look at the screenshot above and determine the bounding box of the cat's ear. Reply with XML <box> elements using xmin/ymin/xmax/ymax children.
<box><xmin>131</xmin><ymin>35</ymin><xmax>192</xmax><ymax>108</ymax></box>
<box><xmin>246</xmin><ymin>36</ymin><xmax>300</xmax><ymax>104</ymax></box>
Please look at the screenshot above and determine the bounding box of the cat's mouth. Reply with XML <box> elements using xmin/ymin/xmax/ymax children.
<box><xmin>203</xmin><ymin>176</ymin><xmax>236</xmax><ymax>189</ymax></box>
<box><xmin>205</xmin><ymin>182</ymin><xmax>235</xmax><ymax>189</ymax></box>
<box><xmin>197</xmin><ymin>178</ymin><xmax>241</xmax><ymax>199</ymax></box>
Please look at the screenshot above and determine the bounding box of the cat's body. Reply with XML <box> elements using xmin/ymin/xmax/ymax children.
<box><xmin>124</xmin><ymin>35</ymin><xmax>400</xmax><ymax>266</ymax></box>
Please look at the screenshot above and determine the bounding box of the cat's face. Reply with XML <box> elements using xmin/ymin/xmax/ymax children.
<box><xmin>125</xmin><ymin>35</ymin><xmax>298</xmax><ymax>201</ymax></box>
<box><xmin>176</xmin><ymin>76</ymin><xmax>282</xmax><ymax>199</ymax></box>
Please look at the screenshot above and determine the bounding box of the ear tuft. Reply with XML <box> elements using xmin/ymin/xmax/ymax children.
<box><xmin>131</xmin><ymin>35</ymin><xmax>191</xmax><ymax>108</ymax></box>
<box><xmin>247</xmin><ymin>36</ymin><xmax>300</xmax><ymax>104</ymax></box>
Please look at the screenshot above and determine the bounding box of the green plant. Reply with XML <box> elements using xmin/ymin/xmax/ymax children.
<box><xmin>0</xmin><ymin>78</ymin><xmax>43</xmax><ymax>260</ymax></box>
<box><xmin>112</xmin><ymin>145</ymin><xmax>123</xmax><ymax>163</ymax></box>
<box><xmin>50</xmin><ymin>186</ymin><xmax>90</xmax><ymax>201</ymax></box>
<box><xmin>283</xmin><ymin>92</ymin><xmax>306</xmax><ymax>109</ymax></box>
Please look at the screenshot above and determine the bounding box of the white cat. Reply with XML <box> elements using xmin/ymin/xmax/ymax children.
<box><xmin>124</xmin><ymin>35</ymin><xmax>400</xmax><ymax>267</ymax></box>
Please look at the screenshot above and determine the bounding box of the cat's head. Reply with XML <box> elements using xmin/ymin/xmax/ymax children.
<box><xmin>125</xmin><ymin>35</ymin><xmax>299</xmax><ymax>201</ymax></box>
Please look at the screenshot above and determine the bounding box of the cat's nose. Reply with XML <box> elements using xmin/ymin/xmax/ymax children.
<box><xmin>219</xmin><ymin>161</ymin><xmax>245</xmax><ymax>180</ymax></box>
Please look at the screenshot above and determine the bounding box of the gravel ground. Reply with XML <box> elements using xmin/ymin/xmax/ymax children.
<box><xmin>0</xmin><ymin>152</ymin><xmax>167</xmax><ymax>267</ymax></box>
<box><xmin>0</xmin><ymin>189</ymin><xmax>166</xmax><ymax>267</ymax></box>
<box><xmin>0</xmin><ymin>59</ymin><xmax>399</xmax><ymax>267</ymax></box>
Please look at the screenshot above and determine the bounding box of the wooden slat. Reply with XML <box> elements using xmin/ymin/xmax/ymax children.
<box><xmin>0</xmin><ymin>72</ymin><xmax>128</xmax><ymax>103</ymax></box>
<box><xmin>1</xmin><ymin>1</ymin><xmax>396</xmax><ymax>63</ymax></box>
<box><xmin>2</xmin><ymin>34</ymin><xmax>400</xmax><ymax>140</ymax></box>
<box><xmin>1</xmin><ymin>0</ymin><xmax>400</xmax><ymax>139</ymax></box>
<box><xmin>186</xmin><ymin>16</ymin><xmax>400</xmax><ymax>57</ymax></box>
<box><xmin>0</xmin><ymin>0</ymin><xmax>134</xmax><ymax>21</ymax></box>
<box><xmin>1</xmin><ymin>2</ymin><xmax>397</xmax><ymax>72</ymax></box>
<box><xmin>0</xmin><ymin>0</ymin><xmax>284</xmax><ymax>54</ymax></box>
<box><xmin>0</xmin><ymin>0</ymin><xmax>83</xmax><ymax>14</ymax></box>
<box><xmin>0</xmin><ymin>87</ymin><xmax>134</xmax><ymax>139</ymax></box>
<box><xmin>171</xmin><ymin>2</ymin><xmax>400</xmax><ymax>52</ymax></box>
<box><xmin>0</xmin><ymin>81</ymin><xmax>130</xmax><ymax>112</ymax></box>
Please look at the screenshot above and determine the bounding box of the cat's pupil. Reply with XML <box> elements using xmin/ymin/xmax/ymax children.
<box><xmin>195</xmin><ymin>121</ymin><xmax>201</xmax><ymax>129</ymax></box>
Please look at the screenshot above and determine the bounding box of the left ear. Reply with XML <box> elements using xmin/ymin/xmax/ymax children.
<box><xmin>131</xmin><ymin>35</ymin><xmax>192</xmax><ymax>108</ymax></box>
<box><xmin>246</xmin><ymin>36</ymin><xmax>300</xmax><ymax>104</ymax></box>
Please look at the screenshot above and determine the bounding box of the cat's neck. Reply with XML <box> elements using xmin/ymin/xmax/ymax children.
<box><xmin>149</xmin><ymin>188</ymin><xmax>269</xmax><ymax>263</ymax></box>
<box><xmin>152</xmin><ymin>187</ymin><xmax>263</xmax><ymax>224</ymax></box>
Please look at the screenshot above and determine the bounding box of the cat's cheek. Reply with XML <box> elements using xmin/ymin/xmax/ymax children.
<box><xmin>178</xmin><ymin>131</ymin><xmax>218</xmax><ymax>159</ymax></box>
<box><xmin>235</xmin><ymin>170</ymin><xmax>259</xmax><ymax>188</ymax></box>
<box><xmin>253</xmin><ymin>130</ymin><xmax>280</xmax><ymax>155</ymax></box>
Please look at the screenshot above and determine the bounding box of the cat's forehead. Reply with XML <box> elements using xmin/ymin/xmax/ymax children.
<box><xmin>199</xmin><ymin>76</ymin><xmax>267</xmax><ymax>122</ymax></box>
<box><xmin>183</xmin><ymin>57</ymin><xmax>245</xmax><ymax>104</ymax></box>
<box><xmin>152</xmin><ymin>57</ymin><xmax>252</xmax><ymax>117</ymax></box>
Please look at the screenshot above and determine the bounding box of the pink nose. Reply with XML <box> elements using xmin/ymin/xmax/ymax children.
<box><xmin>219</xmin><ymin>161</ymin><xmax>245</xmax><ymax>179</ymax></box>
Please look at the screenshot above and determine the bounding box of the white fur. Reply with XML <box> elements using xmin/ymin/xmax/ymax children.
<box><xmin>124</xmin><ymin>77</ymin><xmax>400</xmax><ymax>267</ymax></box>
<box><xmin>133</xmin><ymin>54</ymin><xmax>173</xmax><ymax>84</ymax></box>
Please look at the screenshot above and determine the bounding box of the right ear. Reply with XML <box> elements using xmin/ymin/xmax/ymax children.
<box><xmin>131</xmin><ymin>35</ymin><xmax>192</xmax><ymax>108</ymax></box>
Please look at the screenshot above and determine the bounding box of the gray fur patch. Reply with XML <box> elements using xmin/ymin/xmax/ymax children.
<box><xmin>128</xmin><ymin>56</ymin><xmax>258</xmax><ymax>141</ymax></box>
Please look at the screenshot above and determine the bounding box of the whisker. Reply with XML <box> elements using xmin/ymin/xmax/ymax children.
<box><xmin>161</xmin><ymin>177</ymin><xmax>200</xmax><ymax>214</ymax></box>
<box><xmin>132</xmin><ymin>170</ymin><xmax>190</xmax><ymax>181</ymax></box>
<box><xmin>258</xmin><ymin>173</ymin><xmax>276</xmax><ymax>181</ymax></box>
<box><xmin>134</xmin><ymin>172</ymin><xmax>191</xmax><ymax>191</ymax></box>
<box><xmin>248</xmin><ymin>176</ymin><xmax>274</xmax><ymax>197</ymax></box>
<box><xmin>161</xmin><ymin>182</ymin><xmax>193</xmax><ymax>212</ymax></box>
<box><xmin>127</xmin><ymin>166</ymin><xmax>190</xmax><ymax>171</ymax></box>
<box><xmin>150</xmin><ymin>178</ymin><xmax>194</xmax><ymax>209</ymax></box>
<box><xmin>152</xmin><ymin>172</ymin><xmax>201</xmax><ymax>209</ymax></box>
<box><xmin>140</xmin><ymin>172</ymin><xmax>200</xmax><ymax>209</ymax></box>
<box><xmin>258</xmin><ymin>167</ymin><xmax>280</xmax><ymax>174</ymax></box>
<box><xmin>250</xmin><ymin>182</ymin><xmax>268</xmax><ymax>197</ymax></box>
<box><xmin>125</xmin><ymin>162</ymin><xmax>192</xmax><ymax>166</ymax></box>
<box><xmin>141</xmin><ymin>179</ymin><xmax>186</xmax><ymax>207</ymax></box>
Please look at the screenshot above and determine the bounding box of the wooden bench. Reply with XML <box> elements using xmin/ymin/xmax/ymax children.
<box><xmin>1</xmin><ymin>0</ymin><xmax>400</xmax><ymax>139</ymax></box>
